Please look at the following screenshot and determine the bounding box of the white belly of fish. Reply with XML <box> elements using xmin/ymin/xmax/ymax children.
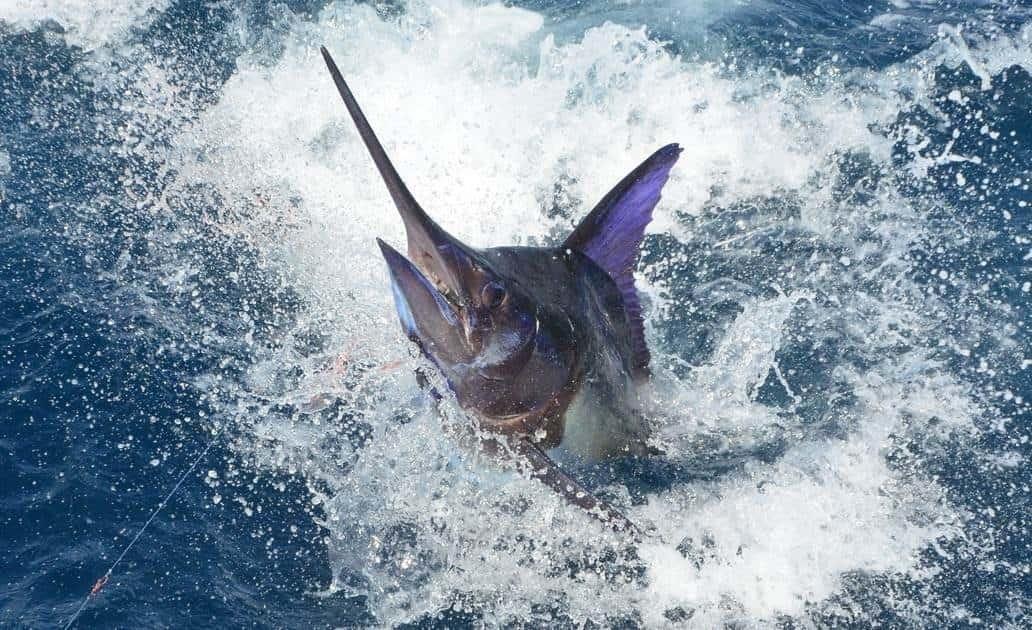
<box><xmin>557</xmin><ymin>384</ymin><xmax>649</xmax><ymax>461</ymax></box>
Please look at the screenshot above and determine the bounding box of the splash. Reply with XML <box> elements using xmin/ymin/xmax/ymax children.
<box><xmin>157</xmin><ymin>0</ymin><xmax>1032</xmax><ymax>624</ymax></box>
<box><xmin>0</xmin><ymin>0</ymin><xmax>170</xmax><ymax>50</ymax></box>
<box><xmin>26</xmin><ymin>0</ymin><xmax>1027</xmax><ymax>626</ymax></box>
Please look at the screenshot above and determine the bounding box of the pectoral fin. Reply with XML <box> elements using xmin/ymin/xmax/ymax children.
<box><xmin>511</xmin><ymin>437</ymin><xmax>642</xmax><ymax>537</ymax></box>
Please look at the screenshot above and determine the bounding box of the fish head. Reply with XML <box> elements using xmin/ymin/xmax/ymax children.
<box><xmin>378</xmin><ymin>230</ymin><xmax>538</xmax><ymax>364</ymax></box>
<box><xmin>379</xmin><ymin>233</ymin><xmax>569</xmax><ymax>426</ymax></box>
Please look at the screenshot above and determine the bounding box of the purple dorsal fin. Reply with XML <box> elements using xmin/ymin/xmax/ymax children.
<box><xmin>563</xmin><ymin>143</ymin><xmax>681</xmax><ymax>378</ymax></box>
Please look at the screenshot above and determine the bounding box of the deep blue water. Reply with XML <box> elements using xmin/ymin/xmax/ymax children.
<box><xmin>1</xmin><ymin>1</ymin><xmax>1029</xmax><ymax>628</ymax></box>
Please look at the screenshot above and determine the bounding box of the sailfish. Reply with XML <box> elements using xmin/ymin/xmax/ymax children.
<box><xmin>321</xmin><ymin>47</ymin><xmax>680</xmax><ymax>533</ymax></box>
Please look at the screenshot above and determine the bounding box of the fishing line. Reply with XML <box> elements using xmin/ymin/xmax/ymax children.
<box><xmin>61</xmin><ymin>422</ymin><xmax>226</xmax><ymax>630</ymax></box>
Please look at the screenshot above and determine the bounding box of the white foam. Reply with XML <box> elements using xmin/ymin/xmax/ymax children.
<box><xmin>0</xmin><ymin>0</ymin><xmax>169</xmax><ymax>50</ymax></box>
<box><xmin>640</xmin><ymin>432</ymin><xmax>954</xmax><ymax>625</ymax></box>
<box><xmin>156</xmin><ymin>0</ymin><xmax>1027</xmax><ymax>625</ymax></box>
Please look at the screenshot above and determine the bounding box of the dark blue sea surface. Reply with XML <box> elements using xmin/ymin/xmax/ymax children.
<box><xmin>1</xmin><ymin>1</ymin><xmax>1029</xmax><ymax>628</ymax></box>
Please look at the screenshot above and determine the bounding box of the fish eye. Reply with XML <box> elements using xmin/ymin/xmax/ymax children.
<box><xmin>480</xmin><ymin>281</ymin><xmax>506</xmax><ymax>309</ymax></box>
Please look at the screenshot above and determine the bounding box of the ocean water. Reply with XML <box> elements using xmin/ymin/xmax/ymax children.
<box><xmin>1</xmin><ymin>0</ymin><xmax>1029</xmax><ymax>627</ymax></box>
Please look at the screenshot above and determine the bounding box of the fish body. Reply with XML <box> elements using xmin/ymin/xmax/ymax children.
<box><xmin>321</xmin><ymin>47</ymin><xmax>680</xmax><ymax>530</ymax></box>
